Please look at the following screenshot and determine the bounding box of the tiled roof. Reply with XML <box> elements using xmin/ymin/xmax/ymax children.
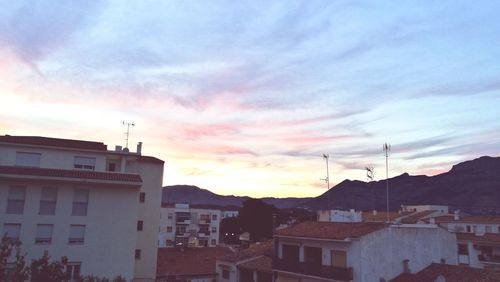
<box><xmin>156</xmin><ymin>247</ymin><xmax>233</xmax><ymax>277</ymax></box>
<box><xmin>362</xmin><ymin>211</ymin><xmax>410</xmax><ymax>222</ymax></box>
<box><xmin>457</xmin><ymin>232</ymin><xmax>500</xmax><ymax>244</ymax></box>
<box><xmin>275</xmin><ymin>221</ymin><xmax>386</xmax><ymax>240</ymax></box>
<box><xmin>400</xmin><ymin>210</ymin><xmax>436</xmax><ymax>224</ymax></box>
<box><xmin>433</xmin><ymin>215</ymin><xmax>500</xmax><ymax>224</ymax></box>
<box><xmin>138</xmin><ymin>155</ymin><xmax>165</xmax><ymax>164</ymax></box>
<box><xmin>220</xmin><ymin>240</ymin><xmax>274</xmax><ymax>263</ymax></box>
<box><xmin>0</xmin><ymin>135</ymin><xmax>107</xmax><ymax>151</ymax></box>
<box><xmin>0</xmin><ymin>165</ymin><xmax>142</xmax><ymax>183</ymax></box>
<box><xmin>390</xmin><ymin>263</ymin><xmax>500</xmax><ymax>282</ymax></box>
<box><xmin>238</xmin><ymin>256</ymin><xmax>272</xmax><ymax>273</ymax></box>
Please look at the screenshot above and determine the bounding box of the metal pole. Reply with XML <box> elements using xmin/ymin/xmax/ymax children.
<box><xmin>326</xmin><ymin>155</ymin><xmax>330</xmax><ymax>221</ymax></box>
<box><xmin>383</xmin><ymin>143</ymin><xmax>390</xmax><ymax>223</ymax></box>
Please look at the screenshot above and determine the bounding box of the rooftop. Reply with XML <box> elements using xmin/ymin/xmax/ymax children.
<box><xmin>362</xmin><ymin>211</ymin><xmax>410</xmax><ymax>222</ymax></box>
<box><xmin>400</xmin><ymin>210</ymin><xmax>436</xmax><ymax>224</ymax></box>
<box><xmin>432</xmin><ymin>215</ymin><xmax>500</xmax><ymax>224</ymax></box>
<box><xmin>0</xmin><ymin>135</ymin><xmax>107</xmax><ymax>151</ymax></box>
<box><xmin>238</xmin><ymin>256</ymin><xmax>272</xmax><ymax>273</ymax></box>
<box><xmin>0</xmin><ymin>165</ymin><xmax>142</xmax><ymax>183</ymax></box>
<box><xmin>390</xmin><ymin>263</ymin><xmax>500</xmax><ymax>282</ymax></box>
<box><xmin>219</xmin><ymin>240</ymin><xmax>274</xmax><ymax>263</ymax></box>
<box><xmin>457</xmin><ymin>232</ymin><xmax>500</xmax><ymax>245</ymax></box>
<box><xmin>275</xmin><ymin>221</ymin><xmax>386</xmax><ymax>241</ymax></box>
<box><xmin>156</xmin><ymin>247</ymin><xmax>233</xmax><ymax>277</ymax></box>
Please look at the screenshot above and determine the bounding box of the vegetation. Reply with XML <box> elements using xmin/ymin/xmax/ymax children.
<box><xmin>239</xmin><ymin>198</ymin><xmax>277</xmax><ymax>241</ymax></box>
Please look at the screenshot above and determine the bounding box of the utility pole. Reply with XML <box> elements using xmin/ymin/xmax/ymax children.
<box><xmin>122</xmin><ymin>121</ymin><xmax>135</xmax><ymax>148</ymax></box>
<box><xmin>383</xmin><ymin>143</ymin><xmax>391</xmax><ymax>223</ymax></box>
<box><xmin>321</xmin><ymin>154</ymin><xmax>331</xmax><ymax>221</ymax></box>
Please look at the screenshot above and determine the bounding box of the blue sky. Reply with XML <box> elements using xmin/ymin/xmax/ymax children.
<box><xmin>1</xmin><ymin>1</ymin><xmax>499</xmax><ymax>197</ymax></box>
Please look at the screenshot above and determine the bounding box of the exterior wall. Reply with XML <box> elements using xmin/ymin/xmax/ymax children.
<box><xmin>317</xmin><ymin>210</ymin><xmax>362</xmax><ymax>223</ymax></box>
<box><xmin>0</xmin><ymin>181</ymin><xmax>138</xmax><ymax>280</ymax></box>
<box><xmin>216</xmin><ymin>260</ymin><xmax>238</xmax><ymax>282</ymax></box>
<box><xmin>444</xmin><ymin>222</ymin><xmax>500</xmax><ymax>234</ymax></box>
<box><xmin>401</xmin><ymin>205</ymin><xmax>448</xmax><ymax>213</ymax></box>
<box><xmin>222</xmin><ymin>211</ymin><xmax>239</xmax><ymax>219</ymax></box>
<box><xmin>359</xmin><ymin>225</ymin><xmax>457</xmax><ymax>282</ymax></box>
<box><xmin>158</xmin><ymin>206</ymin><xmax>221</xmax><ymax>248</ymax></box>
<box><xmin>133</xmin><ymin>160</ymin><xmax>164</xmax><ymax>281</ymax></box>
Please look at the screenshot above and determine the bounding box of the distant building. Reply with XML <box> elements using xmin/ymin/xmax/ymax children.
<box><xmin>216</xmin><ymin>241</ymin><xmax>273</xmax><ymax>282</ymax></box>
<box><xmin>0</xmin><ymin>135</ymin><xmax>164</xmax><ymax>281</ymax></box>
<box><xmin>390</xmin><ymin>262</ymin><xmax>500</xmax><ymax>282</ymax></box>
<box><xmin>159</xmin><ymin>203</ymin><xmax>222</xmax><ymax>248</ymax></box>
<box><xmin>156</xmin><ymin>246</ymin><xmax>233</xmax><ymax>282</ymax></box>
<box><xmin>273</xmin><ymin>221</ymin><xmax>458</xmax><ymax>282</ymax></box>
<box><xmin>317</xmin><ymin>209</ymin><xmax>362</xmax><ymax>223</ymax></box>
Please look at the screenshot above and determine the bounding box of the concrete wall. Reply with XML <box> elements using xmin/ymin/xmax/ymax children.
<box><xmin>216</xmin><ymin>261</ymin><xmax>238</xmax><ymax>282</ymax></box>
<box><xmin>359</xmin><ymin>225</ymin><xmax>457</xmax><ymax>282</ymax></box>
<box><xmin>0</xmin><ymin>181</ymin><xmax>138</xmax><ymax>280</ymax></box>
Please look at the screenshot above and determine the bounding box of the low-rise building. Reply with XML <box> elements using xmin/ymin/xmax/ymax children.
<box><xmin>390</xmin><ymin>262</ymin><xmax>500</xmax><ymax>282</ymax></box>
<box><xmin>0</xmin><ymin>135</ymin><xmax>164</xmax><ymax>281</ymax></box>
<box><xmin>159</xmin><ymin>204</ymin><xmax>222</xmax><ymax>248</ymax></box>
<box><xmin>273</xmin><ymin>221</ymin><xmax>458</xmax><ymax>282</ymax></box>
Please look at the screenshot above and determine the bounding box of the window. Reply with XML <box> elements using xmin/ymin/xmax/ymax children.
<box><xmin>107</xmin><ymin>163</ymin><xmax>116</xmax><ymax>172</ymax></box>
<box><xmin>176</xmin><ymin>225</ymin><xmax>186</xmax><ymax>234</ymax></box>
<box><xmin>3</xmin><ymin>224</ymin><xmax>21</xmax><ymax>241</ymax></box>
<box><xmin>135</xmin><ymin>249</ymin><xmax>141</xmax><ymax>260</ymax></box>
<box><xmin>166</xmin><ymin>226</ymin><xmax>172</xmax><ymax>232</ymax></box>
<box><xmin>485</xmin><ymin>226</ymin><xmax>492</xmax><ymax>233</ymax></box>
<box><xmin>6</xmin><ymin>186</ymin><xmax>26</xmax><ymax>214</ymax></box>
<box><xmin>74</xmin><ymin>156</ymin><xmax>96</xmax><ymax>170</ymax></box>
<box><xmin>466</xmin><ymin>225</ymin><xmax>471</xmax><ymax>233</ymax></box>
<box><xmin>139</xmin><ymin>192</ymin><xmax>145</xmax><ymax>203</ymax></box>
<box><xmin>68</xmin><ymin>225</ymin><xmax>85</xmax><ymax>244</ymax></box>
<box><xmin>212</xmin><ymin>214</ymin><xmax>218</xmax><ymax>221</ymax></box>
<box><xmin>211</xmin><ymin>239</ymin><xmax>216</xmax><ymax>246</ymax></box>
<box><xmin>137</xmin><ymin>220</ymin><xmax>143</xmax><ymax>231</ymax></box>
<box><xmin>222</xmin><ymin>269</ymin><xmax>230</xmax><ymax>279</ymax></box>
<box><xmin>212</xmin><ymin>227</ymin><xmax>217</xmax><ymax>233</ymax></box>
<box><xmin>16</xmin><ymin>152</ymin><xmax>41</xmax><ymax>167</ymax></box>
<box><xmin>166</xmin><ymin>240</ymin><xmax>174</xmax><ymax>247</ymax></box>
<box><xmin>39</xmin><ymin>187</ymin><xmax>57</xmax><ymax>215</ymax></box>
<box><xmin>458</xmin><ymin>244</ymin><xmax>469</xmax><ymax>255</ymax></box>
<box><xmin>72</xmin><ymin>189</ymin><xmax>89</xmax><ymax>216</ymax></box>
<box><xmin>65</xmin><ymin>262</ymin><xmax>81</xmax><ymax>280</ymax></box>
<box><xmin>35</xmin><ymin>224</ymin><xmax>53</xmax><ymax>244</ymax></box>
<box><xmin>331</xmin><ymin>250</ymin><xmax>347</xmax><ymax>267</ymax></box>
<box><xmin>167</xmin><ymin>213</ymin><xmax>173</xmax><ymax>219</ymax></box>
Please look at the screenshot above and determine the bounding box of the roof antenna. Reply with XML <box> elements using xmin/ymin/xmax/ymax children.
<box><xmin>122</xmin><ymin>121</ymin><xmax>135</xmax><ymax>148</ymax></box>
<box><xmin>365</xmin><ymin>165</ymin><xmax>375</xmax><ymax>212</ymax></box>
<box><xmin>320</xmin><ymin>154</ymin><xmax>331</xmax><ymax>221</ymax></box>
<box><xmin>383</xmin><ymin>143</ymin><xmax>391</xmax><ymax>223</ymax></box>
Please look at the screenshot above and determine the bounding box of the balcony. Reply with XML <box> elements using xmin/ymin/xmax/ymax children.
<box><xmin>198</xmin><ymin>231</ymin><xmax>211</xmax><ymax>237</ymax></box>
<box><xmin>176</xmin><ymin>218</ymin><xmax>191</xmax><ymax>224</ymax></box>
<box><xmin>199</xmin><ymin>218</ymin><xmax>211</xmax><ymax>224</ymax></box>
<box><xmin>478</xmin><ymin>254</ymin><xmax>500</xmax><ymax>264</ymax></box>
<box><xmin>273</xmin><ymin>258</ymin><xmax>353</xmax><ymax>281</ymax></box>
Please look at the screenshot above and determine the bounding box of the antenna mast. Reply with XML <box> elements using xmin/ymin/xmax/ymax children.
<box><xmin>320</xmin><ymin>154</ymin><xmax>331</xmax><ymax>221</ymax></box>
<box><xmin>365</xmin><ymin>165</ymin><xmax>375</xmax><ymax>211</ymax></box>
<box><xmin>383</xmin><ymin>143</ymin><xmax>391</xmax><ymax>222</ymax></box>
<box><xmin>122</xmin><ymin>121</ymin><xmax>135</xmax><ymax>148</ymax></box>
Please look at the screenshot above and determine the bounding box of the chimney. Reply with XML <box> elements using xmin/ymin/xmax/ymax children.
<box><xmin>454</xmin><ymin>210</ymin><xmax>460</xmax><ymax>221</ymax></box>
<box><xmin>137</xmin><ymin>142</ymin><xmax>143</xmax><ymax>155</ymax></box>
<box><xmin>115</xmin><ymin>145</ymin><xmax>122</xmax><ymax>151</ymax></box>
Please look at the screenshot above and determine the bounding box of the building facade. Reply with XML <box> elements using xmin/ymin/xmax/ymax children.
<box><xmin>158</xmin><ymin>204</ymin><xmax>222</xmax><ymax>248</ymax></box>
<box><xmin>0</xmin><ymin>135</ymin><xmax>164</xmax><ymax>281</ymax></box>
<box><xmin>273</xmin><ymin>221</ymin><xmax>458</xmax><ymax>282</ymax></box>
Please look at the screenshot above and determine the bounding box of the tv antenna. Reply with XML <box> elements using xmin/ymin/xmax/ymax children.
<box><xmin>383</xmin><ymin>143</ymin><xmax>391</xmax><ymax>222</ymax></box>
<box><xmin>320</xmin><ymin>154</ymin><xmax>331</xmax><ymax>220</ymax></box>
<box><xmin>365</xmin><ymin>165</ymin><xmax>375</xmax><ymax>211</ymax></box>
<box><xmin>122</xmin><ymin>121</ymin><xmax>135</xmax><ymax>148</ymax></box>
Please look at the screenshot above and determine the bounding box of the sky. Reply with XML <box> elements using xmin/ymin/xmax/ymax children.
<box><xmin>1</xmin><ymin>1</ymin><xmax>499</xmax><ymax>198</ymax></box>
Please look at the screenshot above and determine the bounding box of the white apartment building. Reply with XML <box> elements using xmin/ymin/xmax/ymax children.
<box><xmin>0</xmin><ymin>135</ymin><xmax>164</xmax><ymax>281</ymax></box>
<box><xmin>273</xmin><ymin>221</ymin><xmax>457</xmax><ymax>282</ymax></box>
<box><xmin>158</xmin><ymin>203</ymin><xmax>221</xmax><ymax>248</ymax></box>
<box><xmin>432</xmin><ymin>213</ymin><xmax>500</xmax><ymax>271</ymax></box>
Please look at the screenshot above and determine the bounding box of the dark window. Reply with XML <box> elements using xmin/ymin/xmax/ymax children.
<box><xmin>466</xmin><ymin>225</ymin><xmax>471</xmax><ymax>232</ymax></box>
<box><xmin>458</xmin><ymin>244</ymin><xmax>468</xmax><ymax>255</ymax></box>
<box><xmin>282</xmin><ymin>244</ymin><xmax>300</xmax><ymax>263</ymax></box>
<box><xmin>39</xmin><ymin>187</ymin><xmax>57</xmax><ymax>215</ymax></box>
<box><xmin>135</xmin><ymin>249</ymin><xmax>141</xmax><ymax>260</ymax></box>
<box><xmin>137</xmin><ymin>220</ymin><xmax>143</xmax><ymax>231</ymax></box>
<box><xmin>211</xmin><ymin>239</ymin><xmax>217</xmax><ymax>246</ymax></box>
<box><xmin>304</xmin><ymin>246</ymin><xmax>322</xmax><ymax>266</ymax></box>
<box><xmin>166</xmin><ymin>226</ymin><xmax>172</xmax><ymax>232</ymax></box>
<box><xmin>222</xmin><ymin>269</ymin><xmax>230</xmax><ymax>279</ymax></box>
<box><xmin>74</xmin><ymin>157</ymin><xmax>96</xmax><ymax>170</ymax></box>
<box><xmin>72</xmin><ymin>189</ymin><xmax>89</xmax><ymax>216</ymax></box>
<box><xmin>212</xmin><ymin>214</ymin><xmax>218</xmax><ymax>221</ymax></box>
<box><xmin>66</xmin><ymin>263</ymin><xmax>81</xmax><ymax>280</ymax></box>
<box><xmin>212</xmin><ymin>227</ymin><xmax>217</xmax><ymax>233</ymax></box>
<box><xmin>139</xmin><ymin>192</ymin><xmax>145</xmax><ymax>203</ymax></box>
<box><xmin>108</xmin><ymin>163</ymin><xmax>116</xmax><ymax>172</ymax></box>
<box><xmin>35</xmin><ymin>224</ymin><xmax>53</xmax><ymax>244</ymax></box>
<box><xmin>6</xmin><ymin>186</ymin><xmax>26</xmax><ymax>214</ymax></box>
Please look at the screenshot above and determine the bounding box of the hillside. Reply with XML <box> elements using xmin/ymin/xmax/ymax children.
<box><xmin>163</xmin><ymin>156</ymin><xmax>500</xmax><ymax>214</ymax></box>
<box><xmin>162</xmin><ymin>185</ymin><xmax>311</xmax><ymax>209</ymax></box>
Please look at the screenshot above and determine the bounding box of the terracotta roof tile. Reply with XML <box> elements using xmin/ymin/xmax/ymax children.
<box><xmin>457</xmin><ymin>232</ymin><xmax>500</xmax><ymax>244</ymax></box>
<box><xmin>400</xmin><ymin>210</ymin><xmax>436</xmax><ymax>224</ymax></box>
<box><xmin>0</xmin><ymin>165</ymin><xmax>142</xmax><ymax>183</ymax></box>
<box><xmin>238</xmin><ymin>256</ymin><xmax>272</xmax><ymax>273</ymax></box>
<box><xmin>362</xmin><ymin>211</ymin><xmax>410</xmax><ymax>222</ymax></box>
<box><xmin>433</xmin><ymin>215</ymin><xmax>500</xmax><ymax>224</ymax></box>
<box><xmin>390</xmin><ymin>263</ymin><xmax>500</xmax><ymax>282</ymax></box>
<box><xmin>275</xmin><ymin>221</ymin><xmax>386</xmax><ymax>240</ymax></box>
<box><xmin>138</xmin><ymin>155</ymin><xmax>165</xmax><ymax>164</ymax></box>
<box><xmin>220</xmin><ymin>241</ymin><xmax>274</xmax><ymax>263</ymax></box>
<box><xmin>156</xmin><ymin>247</ymin><xmax>233</xmax><ymax>277</ymax></box>
<box><xmin>0</xmin><ymin>135</ymin><xmax>107</xmax><ymax>151</ymax></box>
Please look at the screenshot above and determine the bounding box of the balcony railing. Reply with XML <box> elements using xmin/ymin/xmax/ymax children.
<box><xmin>273</xmin><ymin>258</ymin><xmax>353</xmax><ymax>281</ymax></box>
<box><xmin>176</xmin><ymin>218</ymin><xmax>191</xmax><ymax>224</ymax></box>
<box><xmin>478</xmin><ymin>254</ymin><xmax>500</xmax><ymax>264</ymax></box>
<box><xmin>198</xmin><ymin>231</ymin><xmax>211</xmax><ymax>237</ymax></box>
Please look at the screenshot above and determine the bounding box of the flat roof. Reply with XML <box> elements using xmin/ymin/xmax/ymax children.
<box><xmin>275</xmin><ymin>221</ymin><xmax>386</xmax><ymax>241</ymax></box>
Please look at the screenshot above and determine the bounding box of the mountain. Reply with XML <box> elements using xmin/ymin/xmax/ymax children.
<box><xmin>163</xmin><ymin>156</ymin><xmax>500</xmax><ymax>214</ymax></box>
<box><xmin>300</xmin><ymin>156</ymin><xmax>500</xmax><ymax>215</ymax></box>
<box><xmin>162</xmin><ymin>185</ymin><xmax>311</xmax><ymax>209</ymax></box>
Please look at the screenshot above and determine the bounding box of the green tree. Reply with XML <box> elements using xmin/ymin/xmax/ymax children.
<box><xmin>0</xmin><ymin>236</ymin><xmax>29</xmax><ymax>282</ymax></box>
<box><xmin>30</xmin><ymin>251</ymin><xmax>68</xmax><ymax>282</ymax></box>
<box><xmin>239</xmin><ymin>199</ymin><xmax>277</xmax><ymax>241</ymax></box>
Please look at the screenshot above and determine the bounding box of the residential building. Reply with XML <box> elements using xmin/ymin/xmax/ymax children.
<box><xmin>156</xmin><ymin>246</ymin><xmax>233</xmax><ymax>282</ymax></box>
<box><xmin>0</xmin><ymin>135</ymin><xmax>164</xmax><ymax>281</ymax></box>
<box><xmin>431</xmin><ymin>214</ymin><xmax>500</xmax><ymax>270</ymax></box>
<box><xmin>216</xmin><ymin>241</ymin><xmax>273</xmax><ymax>282</ymax></box>
<box><xmin>159</xmin><ymin>203</ymin><xmax>222</xmax><ymax>248</ymax></box>
<box><xmin>273</xmin><ymin>221</ymin><xmax>458</xmax><ymax>282</ymax></box>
